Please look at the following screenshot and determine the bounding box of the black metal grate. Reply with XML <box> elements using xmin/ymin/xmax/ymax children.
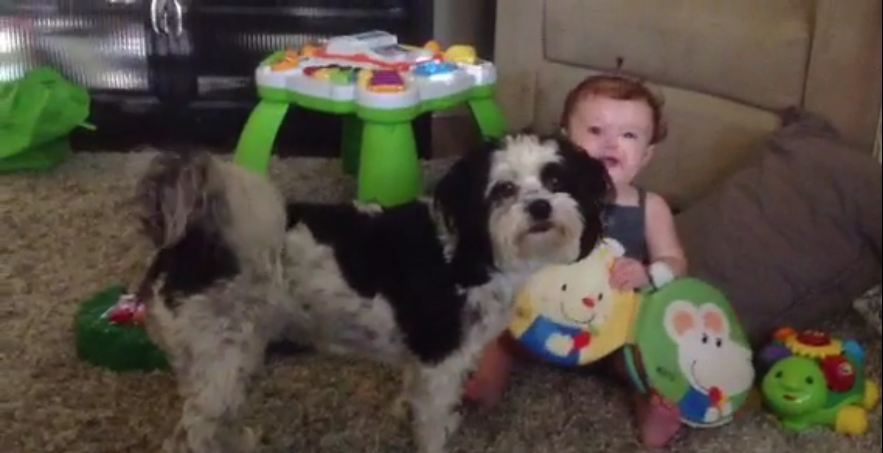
<box><xmin>188</xmin><ymin>0</ymin><xmax>420</xmax><ymax>82</ymax></box>
<box><xmin>0</xmin><ymin>8</ymin><xmax>150</xmax><ymax>90</ymax></box>
<box><xmin>2</xmin><ymin>0</ymin><xmax>434</xmax><ymax>155</ymax></box>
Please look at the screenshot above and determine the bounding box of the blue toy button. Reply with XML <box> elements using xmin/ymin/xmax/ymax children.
<box><xmin>414</xmin><ymin>61</ymin><xmax>458</xmax><ymax>77</ymax></box>
<box><xmin>842</xmin><ymin>340</ymin><xmax>865</xmax><ymax>364</ymax></box>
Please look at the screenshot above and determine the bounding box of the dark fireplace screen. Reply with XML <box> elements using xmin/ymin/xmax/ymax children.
<box><xmin>1</xmin><ymin>0</ymin><xmax>433</xmax><ymax>154</ymax></box>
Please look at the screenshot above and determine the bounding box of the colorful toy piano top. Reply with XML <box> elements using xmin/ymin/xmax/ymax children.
<box><xmin>233</xmin><ymin>30</ymin><xmax>507</xmax><ymax>206</ymax></box>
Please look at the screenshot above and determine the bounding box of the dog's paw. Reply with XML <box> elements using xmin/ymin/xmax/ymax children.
<box><xmin>234</xmin><ymin>426</ymin><xmax>260</xmax><ymax>452</ymax></box>
<box><xmin>161</xmin><ymin>431</ymin><xmax>188</xmax><ymax>453</ymax></box>
<box><xmin>389</xmin><ymin>394</ymin><xmax>411</xmax><ymax>420</ymax></box>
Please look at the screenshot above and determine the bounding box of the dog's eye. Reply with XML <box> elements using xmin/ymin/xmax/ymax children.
<box><xmin>541</xmin><ymin>164</ymin><xmax>565</xmax><ymax>192</ymax></box>
<box><xmin>489</xmin><ymin>181</ymin><xmax>517</xmax><ymax>200</ymax></box>
<box><xmin>546</xmin><ymin>176</ymin><xmax>562</xmax><ymax>191</ymax></box>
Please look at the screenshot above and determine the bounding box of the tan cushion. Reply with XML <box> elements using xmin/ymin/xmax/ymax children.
<box><xmin>544</xmin><ymin>0</ymin><xmax>813</xmax><ymax>111</ymax></box>
<box><xmin>533</xmin><ymin>63</ymin><xmax>782</xmax><ymax>209</ymax></box>
<box><xmin>493</xmin><ymin>0</ymin><xmax>544</xmax><ymax>132</ymax></box>
<box><xmin>804</xmin><ymin>0</ymin><xmax>883</xmax><ymax>149</ymax></box>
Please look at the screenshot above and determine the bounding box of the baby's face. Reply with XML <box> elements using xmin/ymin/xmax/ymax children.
<box><xmin>566</xmin><ymin>95</ymin><xmax>655</xmax><ymax>188</ymax></box>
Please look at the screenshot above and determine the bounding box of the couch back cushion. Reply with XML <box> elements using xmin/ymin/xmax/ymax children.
<box><xmin>544</xmin><ymin>0</ymin><xmax>813</xmax><ymax>111</ymax></box>
<box><xmin>674</xmin><ymin>114</ymin><xmax>883</xmax><ymax>344</ymax></box>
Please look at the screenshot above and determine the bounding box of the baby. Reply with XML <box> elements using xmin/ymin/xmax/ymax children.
<box><xmin>465</xmin><ymin>74</ymin><xmax>689</xmax><ymax>447</ymax></box>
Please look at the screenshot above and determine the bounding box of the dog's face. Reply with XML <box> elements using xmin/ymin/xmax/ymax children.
<box><xmin>435</xmin><ymin>134</ymin><xmax>611</xmax><ymax>274</ymax></box>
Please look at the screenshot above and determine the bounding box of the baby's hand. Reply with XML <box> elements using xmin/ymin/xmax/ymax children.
<box><xmin>610</xmin><ymin>257</ymin><xmax>649</xmax><ymax>291</ymax></box>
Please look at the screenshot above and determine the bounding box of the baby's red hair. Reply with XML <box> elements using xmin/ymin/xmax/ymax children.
<box><xmin>560</xmin><ymin>75</ymin><xmax>668</xmax><ymax>144</ymax></box>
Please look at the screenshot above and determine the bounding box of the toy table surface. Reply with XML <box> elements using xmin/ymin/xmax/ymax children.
<box><xmin>232</xmin><ymin>32</ymin><xmax>507</xmax><ymax>207</ymax></box>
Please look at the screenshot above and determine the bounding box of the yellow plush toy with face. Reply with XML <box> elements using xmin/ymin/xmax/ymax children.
<box><xmin>509</xmin><ymin>238</ymin><xmax>639</xmax><ymax>366</ymax></box>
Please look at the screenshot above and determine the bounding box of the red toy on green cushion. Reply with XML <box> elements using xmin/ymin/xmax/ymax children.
<box><xmin>75</xmin><ymin>285</ymin><xmax>169</xmax><ymax>372</ymax></box>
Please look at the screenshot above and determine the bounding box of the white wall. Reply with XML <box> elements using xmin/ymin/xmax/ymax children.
<box><xmin>433</xmin><ymin>0</ymin><xmax>495</xmax><ymax>58</ymax></box>
<box><xmin>431</xmin><ymin>0</ymin><xmax>496</xmax><ymax>120</ymax></box>
<box><xmin>875</xmin><ymin>109</ymin><xmax>881</xmax><ymax>163</ymax></box>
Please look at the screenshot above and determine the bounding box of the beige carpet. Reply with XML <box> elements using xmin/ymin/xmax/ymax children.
<box><xmin>1</xmin><ymin>151</ymin><xmax>880</xmax><ymax>453</ymax></box>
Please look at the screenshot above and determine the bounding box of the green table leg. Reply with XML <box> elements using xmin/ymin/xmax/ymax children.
<box><xmin>468</xmin><ymin>96</ymin><xmax>507</xmax><ymax>140</ymax></box>
<box><xmin>233</xmin><ymin>100</ymin><xmax>290</xmax><ymax>174</ymax></box>
<box><xmin>341</xmin><ymin>114</ymin><xmax>362</xmax><ymax>176</ymax></box>
<box><xmin>358</xmin><ymin>121</ymin><xmax>422</xmax><ymax>207</ymax></box>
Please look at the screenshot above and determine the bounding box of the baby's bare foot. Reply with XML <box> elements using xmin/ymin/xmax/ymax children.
<box><xmin>635</xmin><ymin>392</ymin><xmax>682</xmax><ymax>448</ymax></box>
<box><xmin>462</xmin><ymin>347</ymin><xmax>513</xmax><ymax>408</ymax></box>
<box><xmin>463</xmin><ymin>370</ymin><xmax>507</xmax><ymax>408</ymax></box>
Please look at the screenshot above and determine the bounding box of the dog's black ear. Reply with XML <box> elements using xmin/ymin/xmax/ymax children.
<box><xmin>135</xmin><ymin>151</ymin><xmax>214</xmax><ymax>248</ymax></box>
<box><xmin>433</xmin><ymin>139</ymin><xmax>495</xmax><ymax>235</ymax></box>
<box><xmin>555</xmin><ymin>136</ymin><xmax>613</xmax><ymax>257</ymax></box>
<box><xmin>433</xmin><ymin>139</ymin><xmax>497</xmax><ymax>283</ymax></box>
<box><xmin>562</xmin><ymin>138</ymin><xmax>612</xmax><ymax>205</ymax></box>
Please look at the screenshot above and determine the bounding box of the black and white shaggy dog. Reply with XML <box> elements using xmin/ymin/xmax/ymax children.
<box><xmin>134</xmin><ymin>134</ymin><xmax>610</xmax><ymax>453</ymax></box>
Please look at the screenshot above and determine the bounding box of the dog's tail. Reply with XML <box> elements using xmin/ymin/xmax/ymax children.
<box><xmin>135</xmin><ymin>151</ymin><xmax>215</xmax><ymax>248</ymax></box>
<box><xmin>134</xmin><ymin>150</ymin><xmax>288</xmax><ymax>278</ymax></box>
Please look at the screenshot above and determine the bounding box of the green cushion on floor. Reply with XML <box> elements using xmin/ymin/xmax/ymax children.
<box><xmin>75</xmin><ymin>285</ymin><xmax>169</xmax><ymax>372</ymax></box>
<box><xmin>0</xmin><ymin>138</ymin><xmax>72</xmax><ymax>173</ymax></box>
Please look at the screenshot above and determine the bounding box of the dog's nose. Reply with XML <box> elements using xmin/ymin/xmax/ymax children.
<box><xmin>582</xmin><ymin>297</ymin><xmax>595</xmax><ymax>308</ymax></box>
<box><xmin>526</xmin><ymin>199</ymin><xmax>552</xmax><ymax>220</ymax></box>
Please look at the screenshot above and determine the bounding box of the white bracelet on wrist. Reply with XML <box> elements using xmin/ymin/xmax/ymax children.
<box><xmin>648</xmin><ymin>261</ymin><xmax>675</xmax><ymax>289</ymax></box>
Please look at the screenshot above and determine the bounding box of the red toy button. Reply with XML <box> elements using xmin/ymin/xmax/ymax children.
<box><xmin>797</xmin><ymin>330</ymin><xmax>831</xmax><ymax>346</ymax></box>
<box><xmin>821</xmin><ymin>355</ymin><xmax>855</xmax><ymax>392</ymax></box>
